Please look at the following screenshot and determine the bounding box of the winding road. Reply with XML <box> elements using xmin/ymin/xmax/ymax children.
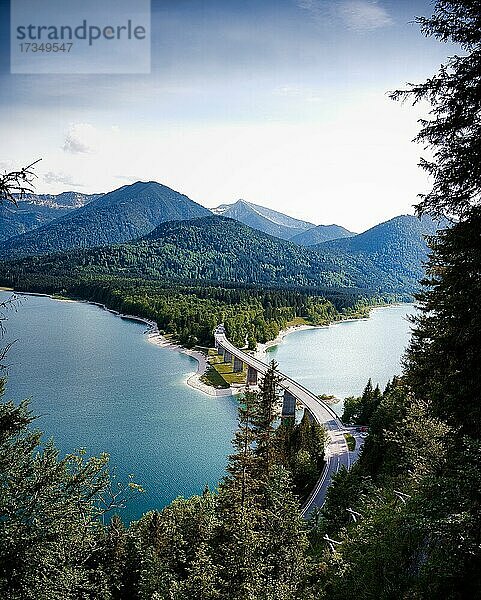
<box><xmin>214</xmin><ymin>327</ymin><xmax>352</xmax><ymax>516</ymax></box>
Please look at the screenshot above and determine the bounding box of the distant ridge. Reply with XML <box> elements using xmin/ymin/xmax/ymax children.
<box><xmin>315</xmin><ymin>214</ymin><xmax>449</xmax><ymax>290</ymax></box>
<box><xmin>291</xmin><ymin>223</ymin><xmax>354</xmax><ymax>245</ymax></box>
<box><xmin>211</xmin><ymin>199</ymin><xmax>316</xmax><ymax>240</ymax></box>
<box><xmin>0</xmin><ymin>181</ymin><xmax>210</xmax><ymax>259</ymax></box>
<box><xmin>13</xmin><ymin>191</ymin><xmax>102</xmax><ymax>209</ymax></box>
<box><xmin>0</xmin><ymin>191</ymin><xmax>100</xmax><ymax>242</ymax></box>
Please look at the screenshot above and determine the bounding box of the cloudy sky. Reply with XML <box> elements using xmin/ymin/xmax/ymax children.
<box><xmin>0</xmin><ymin>0</ymin><xmax>457</xmax><ymax>231</ymax></box>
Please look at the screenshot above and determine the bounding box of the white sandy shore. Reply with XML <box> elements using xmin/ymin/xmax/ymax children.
<box><xmin>16</xmin><ymin>291</ymin><xmax>404</xmax><ymax>400</ymax></box>
<box><xmin>17</xmin><ymin>291</ymin><xmax>237</xmax><ymax>397</ymax></box>
<box><xmin>146</xmin><ymin>330</ymin><xmax>237</xmax><ymax>398</ymax></box>
<box><xmin>253</xmin><ymin>324</ymin><xmax>316</xmax><ymax>362</ymax></box>
<box><xmin>79</xmin><ymin>301</ymin><xmax>237</xmax><ymax>398</ymax></box>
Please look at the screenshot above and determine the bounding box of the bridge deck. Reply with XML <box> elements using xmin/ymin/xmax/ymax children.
<box><xmin>214</xmin><ymin>330</ymin><xmax>351</xmax><ymax>515</ymax></box>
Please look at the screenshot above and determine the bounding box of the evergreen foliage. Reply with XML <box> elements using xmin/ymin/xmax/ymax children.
<box><xmin>277</xmin><ymin>411</ymin><xmax>329</xmax><ymax>500</ymax></box>
<box><xmin>391</xmin><ymin>1</ymin><xmax>481</xmax><ymax>219</ymax></box>
<box><xmin>0</xmin><ymin>213</ymin><xmax>442</xmax><ymax>295</ymax></box>
<box><xmin>0</xmin><ymin>381</ymin><xmax>139</xmax><ymax>599</ymax></box>
<box><xmin>341</xmin><ymin>378</ymin><xmax>384</xmax><ymax>425</ymax></box>
<box><xmin>0</xmin><ymin>181</ymin><xmax>210</xmax><ymax>260</ymax></box>
<box><xmin>405</xmin><ymin>212</ymin><xmax>481</xmax><ymax>438</ymax></box>
<box><xmin>0</xmin><ymin>270</ymin><xmax>380</xmax><ymax>348</ymax></box>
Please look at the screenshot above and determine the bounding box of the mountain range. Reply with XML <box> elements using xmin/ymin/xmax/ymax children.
<box><xmin>0</xmin><ymin>183</ymin><xmax>356</xmax><ymax>259</ymax></box>
<box><xmin>0</xmin><ymin>192</ymin><xmax>100</xmax><ymax>242</ymax></box>
<box><xmin>0</xmin><ymin>212</ymin><xmax>445</xmax><ymax>296</ymax></box>
<box><xmin>0</xmin><ymin>182</ymin><xmax>210</xmax><ymax>259</ymax></box>
<box><xmin>0</xmin><ymin>179</ymin><xmax>446</xmax><ymax>297</ymax></box>
<box><xmin>212</xmin><ymin>199</ymin><xmax>355</xmax><ymax>243</ymax></box>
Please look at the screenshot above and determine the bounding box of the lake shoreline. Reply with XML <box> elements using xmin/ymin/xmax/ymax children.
<box><xmin>253</xmin><ymin>304</ymin><xmax>406</xmax><ymax>362</ymax></box>
<box><xmin>13</xmin><ymin>290</ymin><xmax>406</xmax><ymax>399</ymax></box>
<box><xmin>14</xmin><ymin>291</ymin><xmax>237</xmax><ymax>398</ymax></box>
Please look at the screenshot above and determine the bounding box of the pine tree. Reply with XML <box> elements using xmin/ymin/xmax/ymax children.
<box><xmin>391</xmin><ymin>0</ymin><xmax>481</xmax><ymax>441</ymax></box>
<box><xmin>171</xmin><ymin>542</ymin><xmax>220</xmax><ymax>600</ymax></box>
<box><xmin>259</xmin><ymin>466</ymin><xmax>311</xmax><ymax>600</ymax></box>
<box><xmin>215</xmin><ymin>391</ymin><xmax>264</xmax><ymax>599</ymax></box>
<box><xmin>406</xmin><ymin>214</ymin><xmax>481</xmax><ymax>437</ymax></box>
<box><xmin>219</xmin><ymin>390</ymin><xmax>260</xmax><ymax>515</ymax></box>
<box><xmin>0</xmin><ymin>387</ymin><xmax>115</xmax><ymax>599</ymax></box>
<box><xmin>391</xmin><ymin>1</ymin><xmax>481</xmax><ymax>220</ymax></box>
<box><xmin>252</xmin><ymin>361</ymin><xmax>281</xmax><ymax>487</ymax></box>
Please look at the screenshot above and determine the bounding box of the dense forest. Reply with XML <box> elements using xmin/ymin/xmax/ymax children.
<box><xmin>1</xmin><ymin>1</ymin><xmax>480</xmax><ymax>598</ymax></box>
<box><xmin>0</xmin><ymin>181</ymin><xmax>210</xmax><ymax>259</ymax></box>
<box><xmin>0</xmin><ymin>272</ymin><xmax>383</xmax><ymax>348</ymax></box>
<box><xmin>0</xmin><ymin>213</ymin><xmax>439</xmax><ymax>295</ymax></box>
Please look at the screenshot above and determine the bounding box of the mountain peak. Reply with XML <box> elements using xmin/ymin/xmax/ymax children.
<box><xmin>211</xmin><ymin>199</ymin><xmax>315</xmax><ymax>241</ymax></box>
<box><xmin>316</xmin><ymin>213</ymin><xmax>448</xmax><ymax>255</ymax></box>
<box><xmin>0</xmin><ymin>180</ymin><xmax>210</xmax><ymax>260</ymax></box>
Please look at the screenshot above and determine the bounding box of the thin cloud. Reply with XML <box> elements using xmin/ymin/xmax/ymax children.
<box><xmin>43</xmin><ymin>171</ymin><xmax>83</xmax><ymax>187</ymax></box>
<box><xmin>296</xmin><ymin>0</ymin><xmax>393</xmax><ymax>31</ymax></box>
<box><xmin>0</xmin><ymin>159</ymin><xmax>16</xmax><ymax>173</ymax></box>
<box><xmin>276</xmin><ymin>85</ymin><xmax>323</xmax><ymax>103</ymax></box>
<box><xmin>296</xmin><ymin>0</ymin><xmax>333</xmax><ymax>24</ymax></box>
<box><xmin>114</xmin><ymin>174</ymin><xmax>140</xmax><ymax>183</ymax></box>
<box><xmin>63</xmin><ymin>123</ymin><xmax>97</xmax><ymax>154</ymax></box>
<box><xmin>339</xmin><ymin>1</ymin><xmax>393</xmax><ymax>31</ymax></box>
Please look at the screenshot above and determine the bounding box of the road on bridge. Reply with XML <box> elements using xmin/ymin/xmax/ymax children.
<box><xmin>214</xmin><ymin>328</ymin><xmax>351</xmax><ymax>516</ymax></box>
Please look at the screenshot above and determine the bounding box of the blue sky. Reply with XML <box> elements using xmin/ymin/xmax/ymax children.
<box><xmin>0</xmin><ymin>0</ymin><xmax>457</xmax><ymax>230</ymax></box>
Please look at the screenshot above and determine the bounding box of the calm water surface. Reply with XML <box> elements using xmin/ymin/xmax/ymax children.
<box><xmin>1</xmin><ymin>293</ymin><xmax>415</xmax><ymax>521</ymax></box>
<box><xmin>1</xmin><ymin>292</ymin><xmax>238</xmax><ymax>523</ymax></box>
<box><xmin>267</xmin><ymin>304</ymin><xmax>416</xmax><ymax>413</ymax></box>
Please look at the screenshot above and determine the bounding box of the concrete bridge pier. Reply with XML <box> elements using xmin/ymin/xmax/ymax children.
<box><xmin>233</xmin><ymin>357</ymin><xmax>243</xmax><ymax>373</ymax></box>
<box><xmin>282</xmin><ymin>390</ymin><xmax>296</xmax><ymax>419</ymax></box>
<box><xmin>217</xmin><ymin>345</ymin><xmax>225</xmax><ymax>357</ymax></box>
<box><xmin>247</xmin><ymin>365</ymin><xmax>258</xmax><ymax>385</ymax></box>
<box><xmin>224</xmin><ymin>350</ymin><xmax>232</xmax><ymax>364</ymax></box>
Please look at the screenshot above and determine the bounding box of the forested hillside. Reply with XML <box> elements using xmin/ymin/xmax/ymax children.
<box><xmin>0</xmin><ymin>181</ymin><xmax>210</xmax><ymax>259</ymax></box>
<box><xmin>315</xmin><ymin>214</ymin><xmax>447</xmax><ymax>290</ymax></box>
<box><xmin>0</xmin><ymin>191</ymin><xmax>100</xmax><ymax>242</ymax></box>
<box><xmin>0</xmin><ymin>215</ymin><xmax>437</xmax><ymax>295</ymax></box>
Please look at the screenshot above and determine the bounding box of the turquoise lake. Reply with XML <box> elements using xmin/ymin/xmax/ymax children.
<box><xmin>267</xmin><ymin>304</ymin><xmax>417</xmax><ymax>410</ymax></box>
<box><xmin>0</xmin><ymin>292</ymin><xmax>238</xmax><ymax>524</ymax></box>
<box><xmin>0</xmin><ymin>292</ymin><xmax>415</xmax><ymax>522</ymax></box>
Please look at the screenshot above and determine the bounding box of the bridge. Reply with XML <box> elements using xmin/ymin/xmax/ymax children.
<box><xmin>214</xmin><ymin>325</ymin><xmax>351</xmax><ymax>515</ymax></box>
